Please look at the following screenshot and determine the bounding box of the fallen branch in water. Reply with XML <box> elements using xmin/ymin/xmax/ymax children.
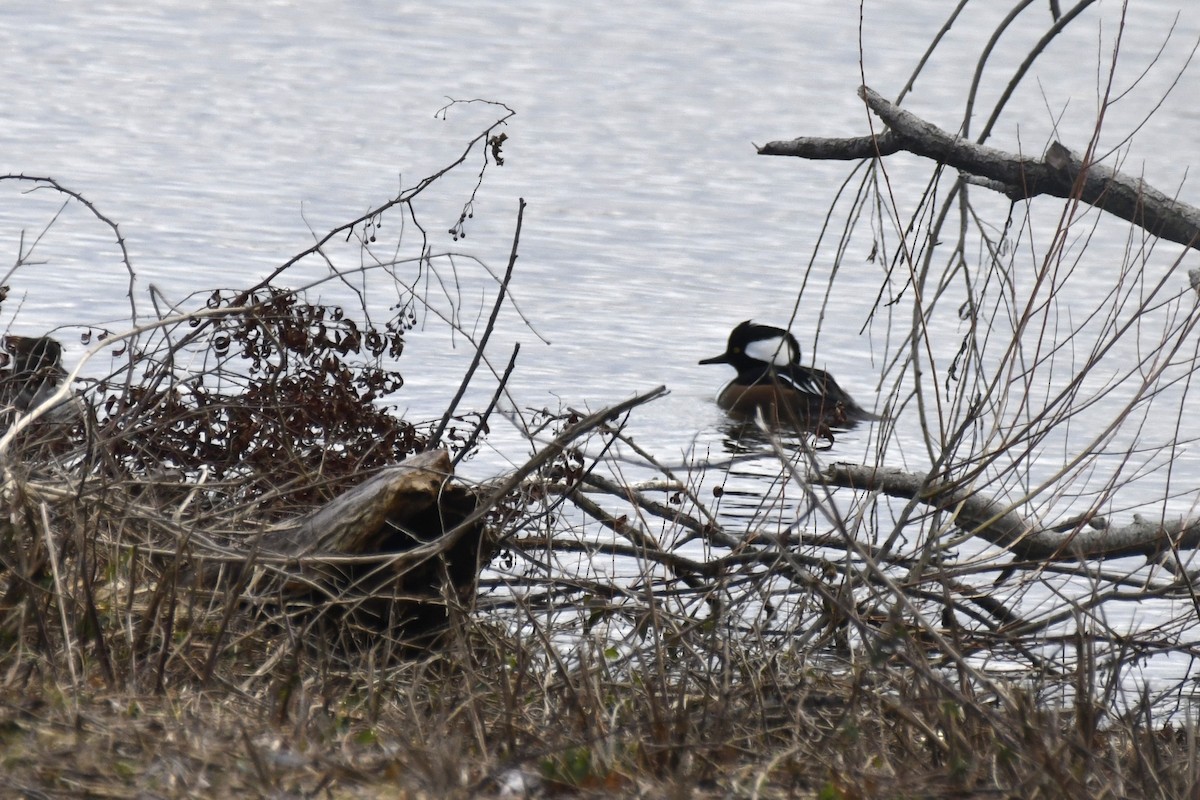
<box><xmin>818</xmin><ymin>462</ymin><xmax>1200</xmax><ymax>566</ymax></box>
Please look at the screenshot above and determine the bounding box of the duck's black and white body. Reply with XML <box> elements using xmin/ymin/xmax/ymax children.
<box><xmin>700</xmin><ymin>320</ymin><xmax>874</xmax><ymax>426</ymax></box>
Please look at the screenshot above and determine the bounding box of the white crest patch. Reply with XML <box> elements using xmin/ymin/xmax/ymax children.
<box><xmin>744</xmin><ymin>334</ymin><xmax>796</xmax><ymax>366</ymax></box>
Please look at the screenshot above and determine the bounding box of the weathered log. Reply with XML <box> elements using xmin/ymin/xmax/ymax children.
<box><xmin>258</xmin><ymin>449</ymin><xmax>462</xmax><ymax>557</ymax></box>
<box><xmin>209</xmin><ymin>449</ymin><xmax>487</xmax><ymax>647</ymax></box>
<box><xmin>199</xmin><ymin>388</ymin><xmax>670</xmax><ymax>647</ymax></box>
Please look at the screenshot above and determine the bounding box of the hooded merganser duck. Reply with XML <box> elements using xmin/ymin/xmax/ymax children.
<box><xmin>3</xmin><ymin>335</ymin><xmax>65</xmax><ymax>411</ymax></box>
<box><xmin>700</xmin><ymin>320</ymin><xmax>874</xmax><ymax>426</ymax></box>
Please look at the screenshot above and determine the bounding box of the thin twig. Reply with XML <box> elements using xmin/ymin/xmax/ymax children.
<box><xmin>451</xmin><ymin>342</ymin><xmax>520</xmax><ymax>469</ymax></box>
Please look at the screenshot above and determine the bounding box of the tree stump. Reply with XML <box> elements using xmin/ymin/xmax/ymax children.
<box><xmin>215</xmin><ymin>449</ymin><xmax>488</xmax><ymax>651</ymax></box>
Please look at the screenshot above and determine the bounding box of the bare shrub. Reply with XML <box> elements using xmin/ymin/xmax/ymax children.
<box><xmin>3</xmin><ymin>10</ymin><xmax>1200</xmax><ymax>797</ymax></box>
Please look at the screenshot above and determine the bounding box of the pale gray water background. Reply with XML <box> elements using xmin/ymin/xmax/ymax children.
<box><xmin>3</xmin><ymin>2</ymin><xmax>1200</xmax><ymax>696</ymax></box>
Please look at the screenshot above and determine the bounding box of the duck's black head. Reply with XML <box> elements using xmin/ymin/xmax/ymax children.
<box><xmin>699</xmin><ymin>320</ymin><xmax>800</xmax><ymax>375</ymax></box>
<box><xmin>5</xmin><ymin>336</ymin><xmax>63</xmax><ymax>377</ymax></box>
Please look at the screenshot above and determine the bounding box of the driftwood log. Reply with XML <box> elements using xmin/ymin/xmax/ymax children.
<box><xmin>207</xmin><ymin>449</ymin><xmax>486</xmax><ymax>648</ymax></box>
<box><xmin>256</xmin><ymin>449</ymin><xmax>473</xmax><ymax>559</ymax></box>
<box><xmin>197</xmin><ymin>387</ymin><xmax>669</xmax><ymax>649</ymax></box>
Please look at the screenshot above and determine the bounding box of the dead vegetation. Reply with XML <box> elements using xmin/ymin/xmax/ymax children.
<box><xmin>4</xmin><ymin>11</ymin><xmax>1200</xmax><ymax>795</ymax></box>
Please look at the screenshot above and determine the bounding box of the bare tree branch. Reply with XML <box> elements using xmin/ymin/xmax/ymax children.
<box><xmin>759</xmin><ymin>85</ymin><xmax>1200</xmax><ymax>251</ymax></box>
<box><xmin>819</xmin><ymin>462</ymin><xmax>1200</xmax><ymax>565</ymax></box>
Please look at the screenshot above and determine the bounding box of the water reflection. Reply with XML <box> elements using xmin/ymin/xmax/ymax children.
<box><xmin>711</xmin><ymin>415</ymin><xmax>870</xmax><ymax>455</ymax></box>
<box><xmin>704</xmin><ymin>418</ymin><xmax>871</xmax><ymax>534</ymax></box>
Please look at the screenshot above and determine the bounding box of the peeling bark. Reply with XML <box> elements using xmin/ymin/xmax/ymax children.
<box><xmin>207</xmin><ymin>449</ymin><xmax>486</xmax><ymax>647</ymax></box>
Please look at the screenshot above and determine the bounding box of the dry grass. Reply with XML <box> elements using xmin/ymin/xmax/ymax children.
<box><xmin>2</xmin><ymin>560</ymin><xmax>1198</xmax><ymax>799</ymax></box>
<box><xmin>1</xmin><ymin>394</ymin><xmax>1198</xmax><ymax>799</ymax></box>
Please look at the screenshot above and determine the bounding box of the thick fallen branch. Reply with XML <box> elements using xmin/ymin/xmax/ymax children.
<box><xmin>758</xmin><ymin>85</ymin><xmax>1200</xmax><ymax>251</ymax></box>
<box><xmin>258</xmin><ymin>449</ymin><xmax>463</xmax><ymax>557</ymax></box>
<box><xmin>819</xmin><ymin>462</ymin><xmax>1200</xmax><ymax>564</ymax></box>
